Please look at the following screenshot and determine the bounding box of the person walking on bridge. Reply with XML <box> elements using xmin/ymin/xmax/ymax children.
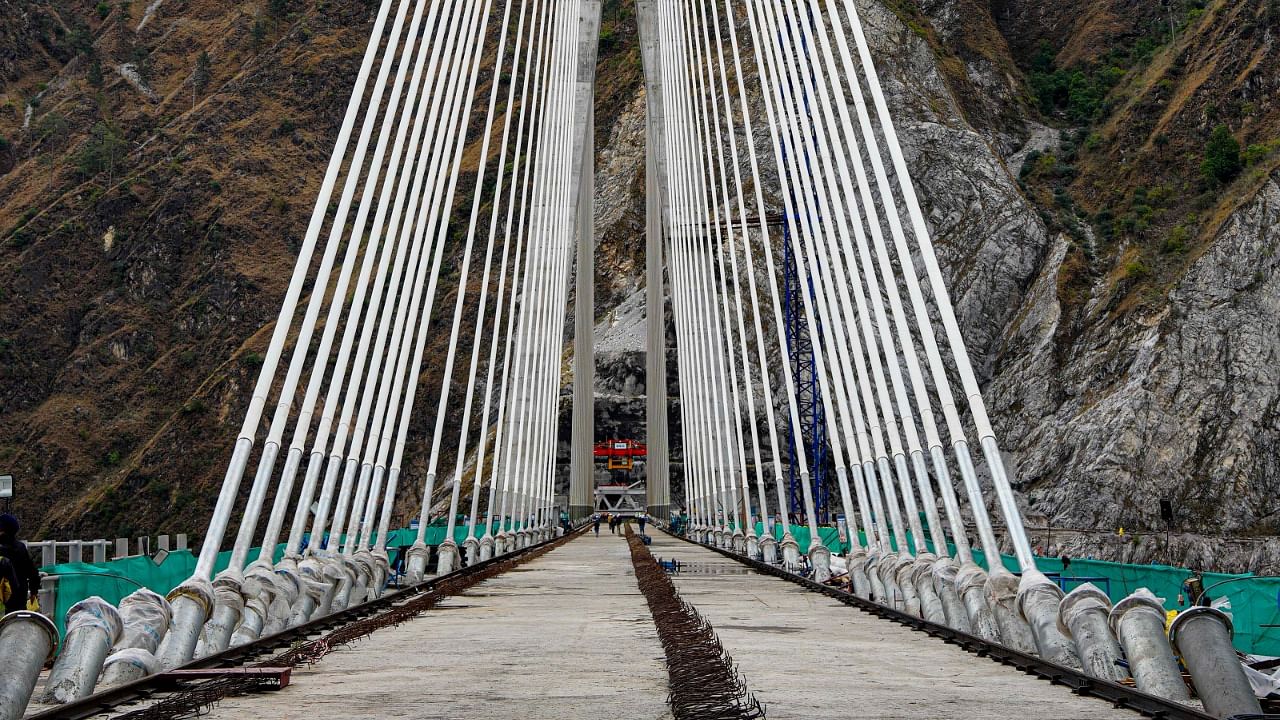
<box><xmin>0</xmin><ymin>513</ymin><xmax>40</xmax><ymax>614</ymax></box>
<box><xmin>592</xmin><ymin>514</ymin><xmax>602</xmax><ymax>537</ymax></box>
<box><xmin>638</xmin><ymin>514</ymin><xmax>647</xmax><ymax>533</ymax></box>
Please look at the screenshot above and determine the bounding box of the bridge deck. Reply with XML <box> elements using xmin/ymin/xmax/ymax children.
<box><xmin>204</xmin><ymin>531</ymin><xmax>672</xmax><ymax>719</ymax></box>
<box><xmin>195</xmin><ymin>531</ymin><xmax>1144</xmax><ymax>719</ymax></box>
<box><xmin>647</xmin><ymin>531</ymin><xmax>1142</xmax><ymax>719</ymax></box>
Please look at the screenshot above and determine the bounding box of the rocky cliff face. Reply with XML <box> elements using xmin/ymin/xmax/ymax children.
<box><xmin>3</xmin><ymin>0</ymin><xmax>1278</xmax><ymax>571</ymax></box>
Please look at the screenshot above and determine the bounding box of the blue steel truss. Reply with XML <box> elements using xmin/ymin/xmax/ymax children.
<box><xmin>781</xmin><ymin>218</ymin><xmax>830</xmax><ymax>525</ymax></box>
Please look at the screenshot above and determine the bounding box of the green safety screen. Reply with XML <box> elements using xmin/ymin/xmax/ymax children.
<box><xmin>40</xmin><ymin>519</ymin><xmax>1280</xmax><ymax>656</ymax></box>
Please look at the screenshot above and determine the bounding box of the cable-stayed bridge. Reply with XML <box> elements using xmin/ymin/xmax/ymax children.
<box><xmin>0</xmin><ymin>1</ymin><xmax>1264</xmax><ymax>719</ymax></box>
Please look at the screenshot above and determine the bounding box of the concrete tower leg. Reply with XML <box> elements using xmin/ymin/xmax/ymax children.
<box><xmin>568</xmin><ymin>30</ymin><xmax>599</xmax><ymax>525</ymax></box>
<box><xmin>638</xmin><ymin>0</ymin><xmax>671</xmax><ymax>525</ymax></box>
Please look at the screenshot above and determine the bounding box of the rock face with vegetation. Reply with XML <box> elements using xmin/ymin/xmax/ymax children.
<box><xmin>2</xmin><ymin>0</ymin><xmax>1277</xmax><ymax>571</ymax></box>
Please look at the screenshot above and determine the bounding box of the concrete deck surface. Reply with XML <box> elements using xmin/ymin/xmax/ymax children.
<box><xmin>204</xmin><ymin>532</ymin><xmax>672</xmax><ymax>720</ymax></box>
<box><xmin>647</xmin><ymin>531</ymin><xmax>1143</xmax><ymax>720</ymax></box>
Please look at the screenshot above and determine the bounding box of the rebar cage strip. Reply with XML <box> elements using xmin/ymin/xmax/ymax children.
<box><xmin>625</xmin><ymin>528</ymin><xmax>766</xmax><ymax>720</ymax></box>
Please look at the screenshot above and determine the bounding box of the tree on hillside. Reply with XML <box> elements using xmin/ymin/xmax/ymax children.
<box><xmin>1201</xmin><ymin>124</ymin><xmax>1242</xmax><ymax>187</ymax></box>
<box><xmin>192</xmin><ymin>51</ymin><xmax>211</xmax><ymax>108</ymax></box>
<box><xmin>76</xmin><ymin>122</ymin><xmax>125</xmax><ymax>180</ymax></box>
<box><xmin>87</xmin><ymin>59</ymin><xmax>104</xmax><ymax>89</ymax></box>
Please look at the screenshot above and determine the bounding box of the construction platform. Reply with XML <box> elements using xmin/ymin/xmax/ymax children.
<box><xmin>202</xmin><ymin>532</ymin><xmax>671</xmax><ymax>720</ymax></box>
<box><xmin>194</xmin><ymin>531</ymin><xmax>1143</xmax><ymax>719</ymax></box>
<box><xmin>646</xmin><ymin>532</ymin><xmax>1143</xmax><ymax>719</ymax></box>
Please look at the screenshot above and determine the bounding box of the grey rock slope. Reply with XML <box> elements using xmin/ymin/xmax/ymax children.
<box><xmin>578</xmin><ymin>0</ymin><xmax>1280</xmax><ymax>571</ymax></box>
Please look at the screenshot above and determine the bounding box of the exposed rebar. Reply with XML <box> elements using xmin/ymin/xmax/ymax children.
<box><xmin>625</xmin><ymin>529</ymin><xmax>766</xmax><ymax>720</ymax></box>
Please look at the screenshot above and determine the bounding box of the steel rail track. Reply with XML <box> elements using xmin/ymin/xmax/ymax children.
<box><xmin>30</xmin><ymin>528</ymin><xmax>585</xmax><ymax>720</ymax></box>
<box><xmin>669</xmin><ymin>532</ymin><xmax>1215</xmax><ymax>720</ymax></box>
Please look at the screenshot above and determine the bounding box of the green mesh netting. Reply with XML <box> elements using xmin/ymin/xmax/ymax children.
<box><xmin>37</xmin><ymin>519</ymin><xmax>524</xmax><ymax>637</ymax></box>
<box><xmin>41</xmin><ymin>520</ymin><xmax>1280</xmax><ymax>655</ymax></box>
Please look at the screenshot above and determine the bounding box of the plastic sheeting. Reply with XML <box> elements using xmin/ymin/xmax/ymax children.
<box><xmin>114</xmin><ymin>589</ymin><xmax>171</xmax><ymax>654</ymax></box>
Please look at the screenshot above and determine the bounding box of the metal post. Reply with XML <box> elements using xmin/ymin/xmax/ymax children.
<box><xmin>1169</xmin><ymin>607</ymin><xmax>1262</xmax><ymax>718</ymax></box>
<box><xmin>1016</xmin><ymin>571</ymin><xmax>1081</xmax><ymax>667</ymax></box>
<box><xmin>1109</xmin><ymin>589</ymin><xmax>1190</xmax><ymax>703</ymax></box>
<box><xmin>41</xmin><ymin>598</ymin><xmax>123</xmax><ymax>703</ymax></box>
<box><xmin>0</xmin><ymin>612</ymin><xmax>59</xmax><ymax>720</ymax></box>
<box><xmin>114</xmin><ymin>538</ymin><xmax>128</xmax><ymax>560</ymax></box>
<box><xmin>1057</xmin><ymin>583</ymin><xmax>1125</xmax><ymax>682</ymax></box>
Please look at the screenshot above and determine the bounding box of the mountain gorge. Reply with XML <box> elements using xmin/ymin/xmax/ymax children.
<box><xmin>2</xmin><ymin>0</ymin><xmax>1279</xmax><ymax>572</ymax></box>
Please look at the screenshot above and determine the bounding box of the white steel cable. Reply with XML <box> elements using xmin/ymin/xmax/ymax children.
<box><xmin>309</xmin><ymin>0</ymin><xmax>468</xmax><ymax>556</ymax></box>
<box><xmin>507</xmin><ymin>0</ymin><xmax>569</xmax><ymax>541</ymax></box>
<box><xmin>455</xmin><ymin>0</ymin><xmax>536</xmax><ymax>556</ymax></box>
<box><xmin>836</xmin><ymin>0</ymin><xmax>1033</xmax><ymax>569</ymax></box>
<box><xmin>433</xmin><ymin>0</ymin><xmax>519</xmax><ymax>562</ymax></box>
<box><xmin>529</xmin><ymin>1</ymin><xmax>581</xmax><ymax>535</ymax></box>
<box><xmin>193</xmin><ymin>0</ymin><xmax>399</xmax><ymax>579</ymax></box>
<box><xmin>483</xmin><ymin>0</ymin><xmax>552</xmax><ymax>549</ymax></box>
<box><xmin>361</xmin><ymin>0</ymin><xmax>491</xmax><ymax>554</ymax></box>
<box><xmin>711</xmin><ymin>0</ymin><xmax>811</xmax><ymax>553</ymax></box>
<box><xmin>224</xmin><ymin>0</ymin><xmax>416</xmax><ymax>573</ymax></box>
<box><xmin>330</xmin><ymin>0</ymin><xmax>483</xmax><ymax>550</ymax></box>
<box><xmin>670</xmin><ymin>1</ymin><xmax>737</xmax><ymax>540</ymax></box>
<box><xmin>711</xmin><ymin>0</ymin><xmax>789</xmax><ymax>548</ymax></box>
<box><xmin>699</xmin><ymin>0</ymin><xmax>777</xmax><ymax>548</ymax></box>
<box><xmin>767</xmin><ymin>0</ymin><xmax>928</xmax><ymax>558</ymax></box>
<box><xmin>824</xmin><ymin>0</ymin><xmax>1003</xmax><ymax>567</ymax></box>
<box><xmin>658</xmin><ymin>1</ymin><xmax>718</xmax><ymax>537</ymax></box>
<box><xmin>679</xmin><ymin>2</ymin><xmax>739</xmax><ymax>543</ymax></box>
<box><xmin>802</xmin><ymin>0</ymin><xmax>958</xmax><ymax>561</ymax></box>
<box><xmin>239</xmin><ymin>0</ymin><xmax>421</xmax><ymax>571</ymax></box>
<box><xmin>494</xmin><ymin>0</ymin><xmax>568</xmax><ymax>546</ymax></box>
<box><xmin>680</xmin><ymin>0</ymin><xmax>747</xmax><ymax>540</ymax></box>
<box><xmin>359</xmin><ymin>0</ymin><xmax>504</xmax><ymax>557</ymax></box>
<box><xmin>737</xmin><ymin>0</ymin><xmax>838</xmax><ymax>550</ymax></box>
<box><xmin>680</xmin><ymin>0</ymin><xmax>750</xmax><ymax>545</ymax></box>
<box><xmin>349</xmin><ymin>0</ymin><xmax>494</xmax><ymax>554</ymax></box>
<box><xmin>745</xmin><ymin>0</ymin><xmax>878</xmax><ymax>569</ymax></box>
<box><xmin>492</xmin><ymin>0</ymin><xmax>558</xmax><ymax>545</ymax></box>
<box><xmin>286</xmin><ymin>0</ymin><xmax>448</xmax><ymax>558</ymax></box>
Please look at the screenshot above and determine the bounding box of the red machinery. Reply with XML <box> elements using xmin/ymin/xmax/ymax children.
<box><xmin>593</xmin><ymin>439</ymin><xmax>647</xmax><ymax>471</ymax></box>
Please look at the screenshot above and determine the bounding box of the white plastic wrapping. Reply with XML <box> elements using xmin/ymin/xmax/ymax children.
<box><xmin>65</xmin><ymin>597</ymin><xmax>124</xmax><ymax>644</ymax></box>
<box><xmin>100</xmin><ymin>647</ymin><xmax>161</xmax><ymax>688</ymax></box>
<box><xmin>1016</xmin><ymin>571</ymin><xmax>1081</xmax><ymax>668</ymax></box>
<box><xmin>114</xmin><ymin>589</ymin><xmax>172</xmax><ymax>654</ymax></box>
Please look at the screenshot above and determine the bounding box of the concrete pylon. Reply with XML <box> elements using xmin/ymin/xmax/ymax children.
<box><xmin>637</xmin><ymin>0</ymin><xmax>671</xmax><ymax>524</ymax></box>
<box><xmin>568</xmin><ymin>0</ymin><xmax>602</xmax><ymax>524</ymax></box>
